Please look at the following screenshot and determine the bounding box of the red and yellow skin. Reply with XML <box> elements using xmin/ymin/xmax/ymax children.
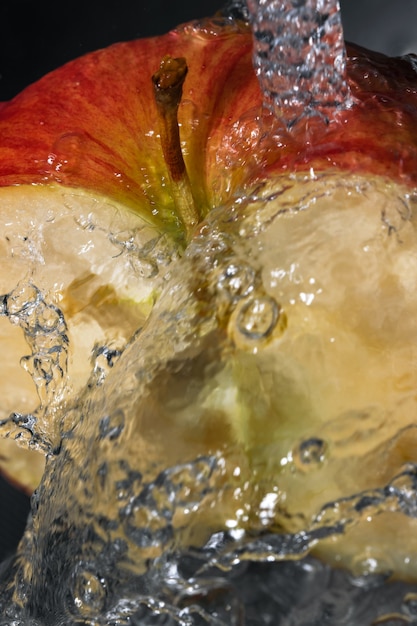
<box><xmin>0</xmin><ymin>22</ymin><xmax>416</xmax><ymax>221</ymax></box>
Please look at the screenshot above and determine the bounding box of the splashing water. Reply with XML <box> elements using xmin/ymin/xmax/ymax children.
<box><xmin>246</xmin><ymin>0</ymin><xmax>351</xmax><ymax>127</ymax></box>
<box><xmin>1</xmin><ymin>172</ymin><xmax>417</xmax><ymax>624</ymax></box>
<box><xmin>0</xmin><ymin>282</ymin><xmax>69</xmax><ymax>453</ymax></box>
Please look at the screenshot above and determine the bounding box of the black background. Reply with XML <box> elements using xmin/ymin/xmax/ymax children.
<box><xmin>0</xmin><ymin>0</ymin><xmax>416</xmax><ymax>561</ymax></box>
<box><xmin>0</xmin><ymin>0</ymin><xmax>417</xmax><ymax>101</ymax></box>
<box><xmin>0</xmin><ymin>0</ymin><xmax>223</xmax><ymax>101</ymax></box>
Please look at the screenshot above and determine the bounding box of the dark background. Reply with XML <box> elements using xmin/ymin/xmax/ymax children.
<box><xmin>0</xmin><ymin>0</ymin><xmax>220</xmax><ymax>101</ymax></box>
<box><xmin>0</xmin><ymin>0</ymin><xmax>416</xmax><ymax>561</ymax></box>
<box><xmin>0</xmin><ymin>0</ymin><xmax>416</xmax><ymax>101</ymax></box>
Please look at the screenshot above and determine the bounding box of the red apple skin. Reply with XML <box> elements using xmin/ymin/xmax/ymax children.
<box><xmin>0</xmin><ymin>20</ymin><xmax>416</xmax><ymax>235</ymax></box>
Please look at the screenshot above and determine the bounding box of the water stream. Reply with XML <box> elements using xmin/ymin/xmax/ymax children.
<box><xmin>246</xmin><ymin>0</ymin><xmax>351</xmax><ymax>127</ymax></box>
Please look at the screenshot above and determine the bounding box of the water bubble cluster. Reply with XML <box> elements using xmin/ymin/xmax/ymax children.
<box><xmin>212</xmin><ymin>245</ymin><xmax>285</xmax><ymax>350</ymax></box>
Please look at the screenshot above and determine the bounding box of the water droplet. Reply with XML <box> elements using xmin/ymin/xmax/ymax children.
<box><xmin>217</xmin><ymin>262</ymin><xmax>256</xmax><ymax>300</ymax></box>
<box><xmin>48</xmin><ymin>132</ymin><xmax>84</xmax><ymax>182</ymax></box>
<box><xmin>236</xmin><ymin>295</ymin><xmax>281</xmax><ymax>340</ymax></box>
<box><xmin>220</xmin><ymin>0</ymin><xmax>250</xmax><ymax>21</ymax></box>
<box><xmin>71</xmin><ymin>568</ymin><xmax>106</xmax><ymax>616</ymax></box>
<box><xmin>387</xmin><ymin>468</ymin><xmax>417</xmax><ymax>517</ymax></box>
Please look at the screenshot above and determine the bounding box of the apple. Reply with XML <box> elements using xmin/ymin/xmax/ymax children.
<box><xmin>0</xmin><ymin>5</ymin><xmax>417</xmax><ymax>607</ymax></box>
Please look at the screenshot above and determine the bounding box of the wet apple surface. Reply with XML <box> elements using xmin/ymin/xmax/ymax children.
<box><xmin>0</xmin><ymin>2</ymin><xmax>417</xmax><ymax>623</ymax></box>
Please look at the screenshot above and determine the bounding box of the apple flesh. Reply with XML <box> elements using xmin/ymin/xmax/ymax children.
<box><xmin>0</xmin><ymin>16</ymin><xmax>417</xmax><ymax>582</ymax></box>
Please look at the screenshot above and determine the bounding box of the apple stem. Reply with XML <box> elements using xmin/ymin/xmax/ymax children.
<box><xmin>152</xmin><ymin>56</ymin><xmax>200</xmax><ymax>238</ymax></box>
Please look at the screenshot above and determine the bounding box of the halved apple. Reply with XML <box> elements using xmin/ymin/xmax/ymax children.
<box><xmin>0</xmin><ymin>13</ymin><xmax>417</xmax><ymax>584</ymax></box>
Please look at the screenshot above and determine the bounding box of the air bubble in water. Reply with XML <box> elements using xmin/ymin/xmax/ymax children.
<box><xmin>235</xmin><ymin>295</ymin><xmax>281</xmax><ymax>340</ymax></box>
<box><xmin>71</xmin><ymin>568</ymin><xmax>107</xmax><ymax>617</ymax></box>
